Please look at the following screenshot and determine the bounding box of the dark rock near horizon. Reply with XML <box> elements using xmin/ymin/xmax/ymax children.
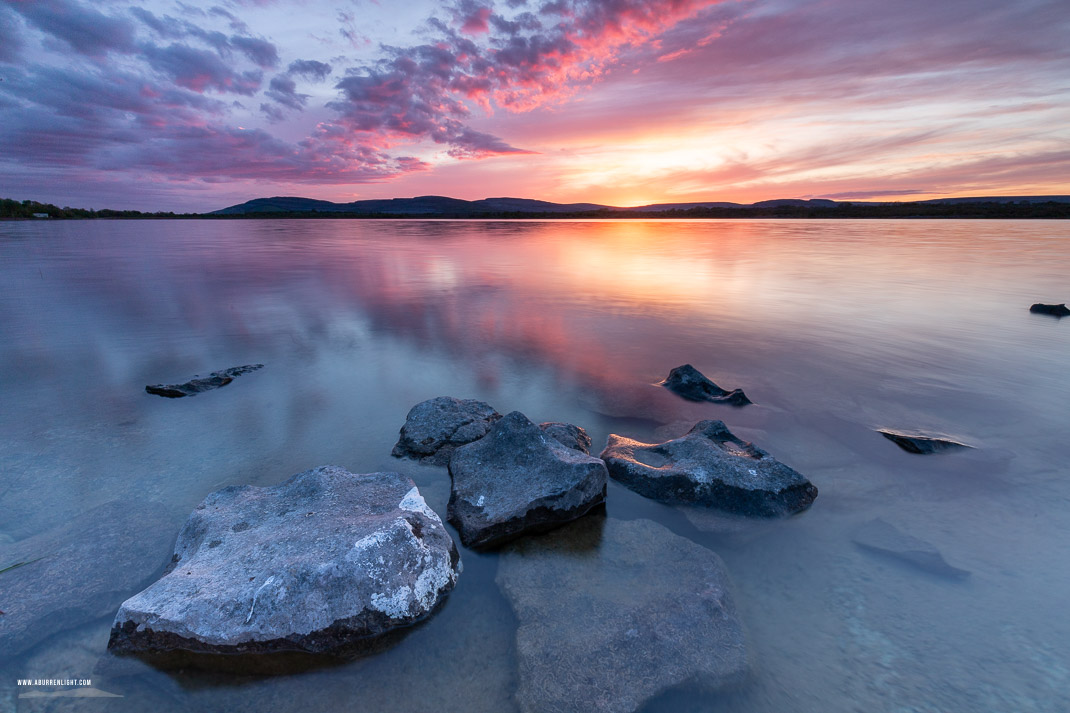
<box><xmin>660</xmin><ymin>364</ymin><xmax>752</xmax><ymax>406</ymax></box>
<box><xmin>145</xmin><ymin>364</ymin><xmax>263</xmax><ymax>398</ymax></box>
<box><xmin>852</xmin><ymin>518</ymin><xmax>969</xmax><ymax>579</ymax></box>
<box><xmin>108</xmin><ymin>467</ymin><xmax>459</xmax><ymax>656</ymax></box>
<box><xmin>496</xmin><ymin>517</ymin><xmax>750</xmax><ymax>713</ymax></box>
<box><xmin>878</xmin><ymin>429</ymin><xmax>971</xmax><ymax>454</ymax></box>
<box><xmin>392</xmin><ymin>396</ymin><xmax>502</xmax><ymax>465</ymax></box>
<box><xmin>447</xmin><ymin>411</ymin><xmax>607</xmax><ymax>549</ymax></box>
<box><xmin>0</xmin><ymin>501</ymin><xmax>174</xmax><ymax>658</ymax></box>
<box><xmin>538</xmin><ymin>421</ymin><xmax>593</xmax><ymax>454</ymax></box>
<box><xmin>1029</xmin><ymin>303</ymin><xmax>1070</xmax><ymax>317</ymax></box>
<box><xmin>600</xmin><ymin>420</ymin><xmax>817</xmax><ymax>517</ymax></box>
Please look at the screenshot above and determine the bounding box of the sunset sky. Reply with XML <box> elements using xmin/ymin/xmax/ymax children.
<box><xmin>1</xmin><ymin>0</ymin><xmax>1068</xmax><ymax>211</ymax></box>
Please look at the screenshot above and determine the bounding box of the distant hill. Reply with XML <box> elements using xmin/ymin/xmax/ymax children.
<box><xmin>211</xmin><ymin>195</ymin><xmax>608</xmax><ymax>215</ymax></box>
<box><xmin>212</xmin><ymin>194</ymin><xmax>1070</xmax><ymax>216</ymax></box>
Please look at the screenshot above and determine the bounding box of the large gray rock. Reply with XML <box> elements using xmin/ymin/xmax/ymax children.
<box><xmin>392</xmin><ymin>396</ymin><xmax>502</xmax><ymax>465</ymax></box>
<box><xmin>145</xmin><ymin>364</ymin><xmax>263</xmax><ymax>398</ymax></box>
<box><xmin>496</xmin><ymin>517</ymin><xmax>750</xmax><ymax>713</ymax></box>
<box><xmin>108</xmin><ymin>466</ymin><xmax>459</xmax><ymax>655</ymax></box>
<box><xmin>448</xmin><ymin>411</ymin><xmax>607</xmax><ymax>549</ymax></box>
<box><xmin>660</xmin><ymin>364</ymin><xmax>751</xmax><ymax>406</ymax></box>
<box><xmin>853</xmin><ymin>518</ymin><xmax>969</xmax><ymax>579</ymax></box>
<box><xmin>0</xmin><ymin>501</ymin><xmax>174</xmax><ymax>658</ymax></box>
<box><xmin>600</xmin><ymin>420</ymin><xmax>817</xmax><ymax>517</ymax></box>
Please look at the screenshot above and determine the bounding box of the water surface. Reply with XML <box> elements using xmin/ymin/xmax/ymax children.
<box><xmin>1</xmin><ymin>219</ymin><xmax>1068</xmax><ymax>712</ymax></box>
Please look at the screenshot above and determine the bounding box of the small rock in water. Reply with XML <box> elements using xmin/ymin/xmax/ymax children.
<box><xmin>0</xmin><ymin>501</ymin><xmax>174</xmax><ymax>657</ymax></box>
<box><xmin>659</xmin><ymin>364</ymin><xmax>752</xmax><ymax>406</ymax></box>
<box><xmin>448</xmin><ymin>411</ymin><xmax>607</xmax><ymax>549</ymax></box>
<box><xmin>392</xmin><ymin>396</ymin><xmax>502</xmax><ymax>465</ymax></box>
<box><xmin>878</xmin><ymin>429</ymin><xmax>971</xmax><ymax>455</ymax></box>
<box><xmin>1029</xmin><ymin>303</ymin><xmax>1070</xmax><ymax>317</ymax></box>
<box><xmin>108</xmin><ymin>466</ymin><xmax>459</xmax><ymax>655</ymax></box>
<box><xmin>145</xmin><ymin>364</ymin><xmax>263</xmax><ymax>398</ymax></box>
<box><xmin>538</xmin><ymin>421</ymin><xmax>593</xmax><ymax>454</ymax></box>
<box><xmin>852</xmin><ymin>518</ymin><xmax>969</xmax><ymax>579</ymax></box>
<box><xmin>496</xmin><ymin>517</ymin><xmax>750</xmax><ymax>713</ymax></box>
<box><xmin>600</xmin><ymin>420</ymin><xmax>817</xmax><ymax>517</ymax></box>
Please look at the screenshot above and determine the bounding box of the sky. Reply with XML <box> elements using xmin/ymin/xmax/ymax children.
<box><xmin>1</xmin><ymin>0</ymin><xmax>1068</xmax><ymax>211</ymax></box>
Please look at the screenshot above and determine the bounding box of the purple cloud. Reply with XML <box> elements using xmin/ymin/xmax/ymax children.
<box><xmin>0</xmin><ymin>5</ymin><xmax>23</xmax><ymax>62</ymax></box>
<box><xmin>141</xmin><ymin>43</ymin><xmax>263</xmax><ymax>95</ymax></box>
<box><xmin>208</xmin><ymin>6</ymin><xmax>249</xmax><ymax>34</ymax></box>
<box><xmin>128</xmin><ymin>7</ymin><xmax>182</xmax><ymax>39</ymax></box>
<box><xmin>288</xmin><ymin>59</ymin><xmax>332</xmax><ymax>82</ymax></box>
<box><xmin>259</xmin><ymin>102</ymin><xmax>285</xmax><ymax>122</ymax></box>
<box><xmin>265</xmin><ymin>74</ymin><xmax>307</xmax><ymax>110</ymax></box>
<box><xmin>4</xmin><ymin>0</ymin><xmax>135</xmax><ymax>57</ymax></box>
<box><xmin>129</xmin><ymin>6</ymin><xmax>278</xmax><ymax>69</ymax></box>
<box><xmin>325</xmin><ymin>0</ymin><xmax>719</xmax><ymax>157</ymax></box>
<box><xmin>229</xmin><ymin>35</ymin><xmax>279</xmax><ymax>69</ymax></box>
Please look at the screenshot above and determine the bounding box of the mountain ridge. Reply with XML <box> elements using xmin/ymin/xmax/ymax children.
<box><xmin>212</xmin><ymin>195</ymin><xmax>1070</xmax><ymax>215</ymax></box>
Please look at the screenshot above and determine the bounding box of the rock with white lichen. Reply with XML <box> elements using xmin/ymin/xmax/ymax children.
<box><xmin>107</xmin><ymin>466</ymin><xmax>459</xmax><ymax>655</ymax></box>
<box><xmin>448</xmin><ymin>411</ymin><xmax>607</xmax><ymax>549</ymax></box>
<box><xmin>600</xmin><ymin>420</ymin><xmax>817</xmax><ymax>517</ymax></box>
<box><xmin>392</xmin><ymin>396</ymin><xmax>502</xmax><ymax>465</ymax></box>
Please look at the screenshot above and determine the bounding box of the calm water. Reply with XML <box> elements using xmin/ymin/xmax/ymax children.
<box><xmin>1</xmin><ymin>219</ymin><xmax>1068</xmax><ymax>712</ymax></box>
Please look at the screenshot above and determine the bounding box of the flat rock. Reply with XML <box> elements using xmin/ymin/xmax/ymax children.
<box><xmin>660</xmin><ymin>364</ymin><xmax>751</xmax><ymax>406</ymax></box>
<box><xmin>539</xmin><ymin>421</ymin><xmax>592</xmax><ymax>454</ymax></box>
<box><xmin>600</xmin><ymin>420</ymin><xmax>817</xmax><ymax>517</ymax></box>
<box><xmin>392</xmin><ymin>396</ymin><xmax>502</xmax><ymax>465</ymax></box>
<box><xmin>145</xmin><ymin>364</ymin><xmax>263</xmax><ymax>398</ymax></box>
<box><xmin>852</xmin><ymin>518</ymin><xmax>969</xmax><ymax>579</ymax></box>
<box><xmin>448</xmin><ymin>411</ymin><xmax>607</xmax><ymax>549</ymax></box>
<box><xmin>0</xmin><ymin>501</ymin><xmax>174</xmax><ymax>658</ymax></box>
<box><xmin>108</xmin><ymin>466</ymin><xmax>459</xmax><ymax>655</ymax></box>
<box><xmin>878</xmin><ymin>429</ymin><xmax>971</xmax><ymax>454</ymax></box>
<box><xmin>1029</xmin><ymin>303</ymin><xmax>1070</xmax><ymax>317</ymax></box>
<box><xmin>496</xmin><ymin>517</ymin><xmax>750</xmax><ymax>713</ymax></box>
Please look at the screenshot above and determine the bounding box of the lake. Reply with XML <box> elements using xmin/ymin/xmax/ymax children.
<box><xmin>1</xmin><ymin>218</ymin><xmax>1068</xmax><ymax>712</ymax></box>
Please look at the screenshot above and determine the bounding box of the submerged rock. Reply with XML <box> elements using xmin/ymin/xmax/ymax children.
<box><xmin>660</xmin><ymin>364</ymin><xmax>751</xmax><ymax>406</ymax></box>
<box><xmin>496</xmin><ymin>517</ymin><xmax>750</xmax><ymax>713</ymax></box>
<box><xmin>878</xmin><ymin>430</ymin><xmax>971</xmax><ymax>455</ymax></box>
<box><xmin>108</xmin><ymin>467</ymin><xmax>459</xmax><ymax>655</ymax></box>
<box><xmin>0</xmin><ymin>501</ymin><xmax>174</xmax><ymax>658</ymax></box>
<box><xmin>853</xmin><ymin>518</ymin><xmax>969</xmax><ymax>579</ymax></box>
<box><xmin>600</xmin><ymin>420</ymin><xmax>817</xmax><ymax>517</ymax></box>
<box><xmin>145</xmin><ymin>364</ymin><xmax>263</xmax><ymax>398</ymax></box>
<box><xmin>538</xmin><ymin>421</ymin><xmax>593</xmax><ymax>454</ymax></box>
<box><xmin>392</xmin><ymin>396</ymin><xmax>502</xmax><ymax>465</ymax></box>
<box><xmin>448</xmin><ymin>411</ymin><xmax>607</xmax><ymax>549</ymax></box>
<box><xmin>1029</xmin><ymin>303</ymin><xmax>1070</xmax><ymax>317</ymax></box>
